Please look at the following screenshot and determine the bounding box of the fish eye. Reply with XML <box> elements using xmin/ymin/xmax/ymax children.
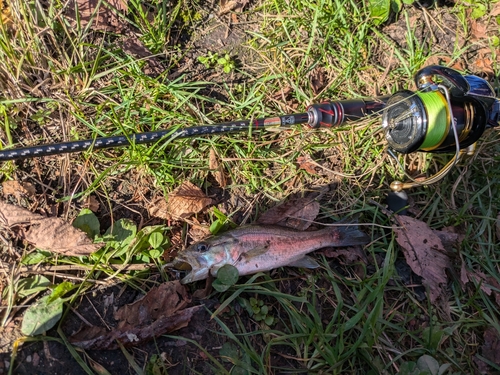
<box><xmin>196</xmin><ymin>242</ymin><xmax>209</xmax><ymax>252</ymax></box>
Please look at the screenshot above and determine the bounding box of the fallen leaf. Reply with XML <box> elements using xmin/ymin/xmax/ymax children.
<box><xmin>25</xmin><ymin>217</ymin><xmax>103</xmax><ymax>255</ymax></box>
<box><xmin>461</xmin><ymin>267</ymin><xmax>500</xmax><ymax>307</ymax></box>
<box><xmin>148</xmin><ymin>182</ymin><xmax>212</xmax><ymax>221</ymax></box>
<box><xmin>2</xmin><ymin>180</ymin><xmax>35</xmax><ymax>197</ymax></box>
<box><xmin>421</xmin><ymin>56</ymin><xmax>464</xmax><ymax>71</ymax></box>
<box><xmin>432</xmin><ymin>226</ymin><xmax>464</xmax><ymax>251</ymax></box>
<box><xmin>119</xmin><ymin>35</ymin><xmax>165</xmax><ymax>77</ymax></box>
<box><xmin>0</xmin><ymin>201</ymin><xmax>102</xmax><ymax>256</ymax></box>
<box><xmin>64</xmin><ymin>0</ymin><xmax>127</xmax><ymax>32</ymax></box>
<box><xmin>83</xmin><ymin>195</ymin><xmax>100</xmax><ymax>212</ymax></box>
<box><xmin>219</xmin><ymin>0</ymin><xmax>248</xmax><ymax>15</ymax></box>
<box><xmin>319</xmin><ymin>247</ymin><xmax>368</xmax><ymax>265</ymax></box>
<box><xmin>474</xmin><ymin>327</ymin><xmax>500</xmax><ymax>372</ymax></box>
<box><xmin>209</xmin><ymin>149</ymin><xmax>228</xmax><ymax>188</ymax></box>
<box><xmin>70</xmin><ymin>281</ymin><xmax>201</xmax><ymax>349</ymax></box>
<box><xmin>470</xmin><ymin>18</ymin><xmax>488</xmax><ymax>40</ymax></box>
<box><xmin>309</xmin><ymin>66</ymin><xmax>327</xmax><ymax>95</ymax></box>
<box><xmin>492</xmin><ymin>2</ymin><xmax>500</xmax><ymax>16</ymax></box>
<box><xmin>393</xmin><ymin>216</ymin><xmax>452</xmax><ymax>303</ymax></box>
<box><xmin>114</xmin><ymin>281</ymin><xmax>189</xmax><ymax>323</ymax></box>
<box><xmin>0</xmin><ymin>201</ymin><xmax>45</xmax><ymax>226</ymax></box>
<box><xmin>297</xmin><ymin>155</ymin><xmax>319</xmax><ymax>175</ymax></box>
<box><xmin>257</xmin><ymin>197</ymin><xmax>320</xmax><ymax>230</ymax></box>
<box><xmin>22</xmin><ymin>182</ymin><xmax>36</xmax><ymax>196</ymax></box>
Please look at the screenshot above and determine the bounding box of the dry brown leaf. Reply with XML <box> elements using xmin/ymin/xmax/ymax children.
<box><xmin>421</xmin><ymin>56</ymin><xmax>464</xmax><ymax>71</ymax></box>
<box><xmin>0</xmin><ymin>201</ymin><xmax>44</xmax><ymax>226</ymax></box>
<box><xmin>257</xmin><ymin>197</ymin><xmax>320</xmax><ymax>231</ymax></box>
<box><xmin>64</xmin><ymin>0</ymin><xmax>127</xmax><ymax>32</ymax></box>
<box><xmin>297</xmin><ymin>155</ymin><xmax>319</xmax><ymax>175</ymax></box>
<box><xmin>474</xmin><ymin>327</ymin><xmax>500</xmax><ymax>372</ymax></box>
<box><xmin>319</xmin><ymin>247</ymin><xmax>368</xmax><ymax>265</ymax></box>
<box><xmin>70</xmin><ymin>281</ymin><xmax>201</xmax><ymax>350</ymax></box>
<box><xmin>470</xmin><ymin>18</ymin><xmax>488</xmax><ymax>40</ymax></box>
<box><xmin>492</xmin><ymin>2</ymin><xmax>500</xmax><ymax>16</ymax></box>
<box><xmin>25</xmin><ymin>217</ymin><xmax>102</xmax><ymax>256</ymax></box>
<box><xmin>0</xmin><ymin>201</ymin><xmax>102</xmax><ymax>256</ymax></box>
<box><xmin>461</xmin><ymin>266</ymin><xmax>500</xmax><ymax>307</ymax></box>
<box><xmin>209</xmin><ymin>149</ymin><xmax>228</xmax><ymax>188</ymax></box>
<box><xmin>2</xmin><ymin>180</ymin><xmax>36</xmax><ymax>197</ymax></box>
<box><xmin>119</xmin><ymin>35</ymin><xmax>165</xmax><ymax>77</ymax></box>
<box><xmin>22</xmin><ymin>182</ymin><xmax>36</xmax><ymax>196</ymax></box>
<box><xmin>219</xmin><ymin>0</ymin><xmax>249</xmax><ymax>15</ymax></box>
<box><xmin>309</xmin><ymin>66</ymin><xmax>327</xmax><ymax>95</ymax></box>
<box><xmin>393</xmin><ymin>216</ymin><xmax>452</xmax><ymax>303</ymax></box>
<box><xmin>148</xmin><ymin>182</ymin><xmax>212</xmax><ymax>221</ymax></box>
<box><xmin>83</xmin><ymin>195</ymin><xmax>100</xmax><ymax>212</ymax></box>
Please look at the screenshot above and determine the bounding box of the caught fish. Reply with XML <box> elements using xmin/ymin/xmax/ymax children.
<box><xmin>168</xmin><ymin>224</ymin><xmax>370</xmax><ymax>284</ymax></box>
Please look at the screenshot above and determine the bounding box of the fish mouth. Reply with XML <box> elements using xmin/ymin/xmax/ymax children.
<box><xmin>167</xmin><ymin>256</ymin><xmax>207</xmax><ymax>284</ymax></box>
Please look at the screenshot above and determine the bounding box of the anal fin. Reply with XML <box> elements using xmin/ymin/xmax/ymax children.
<box><xmin>286</xmin><ymin>256</ymin><xmax>320</xmax><ymax>269</ymax></box>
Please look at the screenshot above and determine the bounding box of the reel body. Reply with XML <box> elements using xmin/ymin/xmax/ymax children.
<box><xmin>382</xmin><ymin>65</ymin><xmax>498</xmax><ymax>155</ymax></box>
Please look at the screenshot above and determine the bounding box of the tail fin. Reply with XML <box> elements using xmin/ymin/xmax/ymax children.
<box><xmin>335</xmin><ymin>225</ymin><xmax>371</xmax><ymax>246</ymax></box>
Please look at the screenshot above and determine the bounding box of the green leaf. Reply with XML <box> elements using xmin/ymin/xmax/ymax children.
<box><xmin>48</xmin><ymin>281</ymin><xmax>76</xmax><ymax>303</ymax></box>
<box><xmin>148</xmin><ymin>248</ymin><xmax>162</xmax><ymax>258</ymax></box>
<box><xmin>216</xmin><ymin>264</ymin><xmax>239</xmax><ymax>286</ymax></box>
<box><xmin>471</xmin><ymin>3</ymin><xmax>486</xmax><ymax>19</ymax></box>
<box><xmin>438</xmin><ymin>363</ymin><xmax>452</xmax><ymax>375</ymax></box>
<box><xmin>73</xmin><ymin>208</ymin><xmax>100</xmax><ymax>238</ymax></box>
<box><xmin>21</xmin><ymin>250</ymin><xmax>51</xmax><ymax>265</ymax></box>
<box><xmin>219</xmin><ymin>342</ymin><xmax>239</xmax><ymax>363</ymax></box>
<box><xmin>264</xmin><ymin>315</ymin><xmax>274</xmax><ymax>326</ymax></box>
<box><xmin>397</xmin><ymin>362</ymin><xmax>420</xmax><ymax>375</ymax></box>
<box><xmin>368</xmin><ymin>0</ymin><xmax>391</xmax><ymax>25</ymax></box>
<box><xmin>210</xmin><ymin>219</ymin><xmax>223</xmax><ymax>235</ymax></box>
<box><xmin>344</xmin><ymin>307</ymin><xmax>366</xmax><ymax>330</ymax></box>
<box><xmin>391</xmin><ymin>0</ymin><xmax>402</xmax><ymax>13</ymax></box>
<box><xmin>17</xmin><ymin>276</ymin><xmax>51</xmax><ymax>298</ymax></box>
<box><xmin>105</xmin><ymin>219</ymin><xmax>137</xmax><ymax>245</ymax></box>
<box><xmin>148</xmin><ymin>232</ymin><xmax>163</xmax><ymax>249</ymax></box>
<box><xmin>212</xmin><ymin>279</ymin><xmax>230</xmax><ymax>292</ymax></box>
<box><xmin>417</xmin><ymin>355</ymin><xmax>440</xmax><ymax>375</ymax></box>
<box><xmin>402</xmin><ymin>0</ymin><xmax>413</xmax><ymax>4</ymax></box>
<box><xmin>21</xmin><ymin>295</ymin><xmax>64</xmax><ymax>336</ymax></box>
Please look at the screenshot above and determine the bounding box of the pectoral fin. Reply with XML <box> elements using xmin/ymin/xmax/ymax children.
<box><xmin>287</xmin><ymin>256</ymin><xmax>320</xmax><ymax>269</ymax></box>
<box><xmin>240</xmin><ymin>244</ymin><xmax>270</xmax><ymax>260</ymax></box>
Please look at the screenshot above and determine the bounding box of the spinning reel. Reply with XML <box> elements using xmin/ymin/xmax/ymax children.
<box><xmin>0</xmin><ymin>65</ymin><xmax>498</xmax><ymax>196</ymax></box>
<box><xmin>380</xmin><ymin>65</ymin><xmax>499</xmax><ymax>192</ymax></box>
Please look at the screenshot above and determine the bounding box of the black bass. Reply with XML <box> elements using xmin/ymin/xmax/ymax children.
<box><xmin>168</xmin><ymin>225</ymin><xmax>370</xmax><ymax>284</ymax></box>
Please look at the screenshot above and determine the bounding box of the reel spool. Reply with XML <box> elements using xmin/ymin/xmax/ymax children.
<box><xmin>381</xmin><ymin>65</ymin><xmax>499</xmax><ymax>192</ymax></box>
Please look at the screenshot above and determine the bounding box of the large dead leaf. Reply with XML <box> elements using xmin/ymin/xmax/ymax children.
<box><xmin>257</xmin><ymin>197</ymin><xmax>320</xmax><ymax>230</ymax></box>
<box><xmin>0</xmin><ymin>201</ymin><xmax>102</xmax><ymax>256</ymax></box>
<box><xmin>148</xmin><ymin>181</ymin><xmax>212</xmax><ymax>221</ymax></box>
<box><xmin>393</xmin><ymin>216</ymin><xmax>452</xmax><ymax>303</ymax></box>
<box><xmin>70</xmin><ymin>281</ymin><xmax>200</xmax><ymax>349</ymax></box>
<box><xmin>64</xmin><ymin>0</ymin><xmax>127</xmax><ymax>32</ymax></box>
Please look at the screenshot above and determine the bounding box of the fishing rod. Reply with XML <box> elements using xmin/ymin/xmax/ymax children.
<box><xmin>0</xmin><ymin>65</ymin><xmax>498</xmax><ymax>192</ymax></box>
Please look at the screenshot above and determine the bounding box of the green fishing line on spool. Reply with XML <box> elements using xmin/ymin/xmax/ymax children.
<box><xmin>417</xmin><ymin>90</ymin><xmax>450</xmax><ymax>150</ymax></box>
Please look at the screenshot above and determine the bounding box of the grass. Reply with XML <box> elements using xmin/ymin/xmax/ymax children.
<box><xmin>0</xmin><ymin>0</ymin><xmax>499</xmax><ymax>374</ymax></box>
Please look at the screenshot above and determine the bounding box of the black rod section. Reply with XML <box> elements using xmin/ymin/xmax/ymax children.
<box><xmin>0</xmin><ymin>96</ymin><xmax>390</xmax><ymax>161</ymax></box>
<box><xmin>0</xmin><ymin>113</ymin><xmax>310</xmax><ymax>161</ymax></box>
